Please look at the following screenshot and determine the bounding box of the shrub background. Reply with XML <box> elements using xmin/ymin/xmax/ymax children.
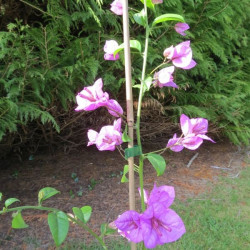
<box><xmin>0</xmin><ymin>0</ymin><xmax>249</xmax><ymax>156</ymax></box>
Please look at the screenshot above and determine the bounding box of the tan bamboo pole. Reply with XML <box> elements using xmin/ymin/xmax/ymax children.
<box><xmin>122</xmin><ymin>1</ymin><xmax>136</xmax><ymax>249</ymax></box>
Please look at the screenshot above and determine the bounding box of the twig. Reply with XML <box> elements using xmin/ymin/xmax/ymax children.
<box><xmin>210</xmin><ymin>166</ymin><xmax>232</xmax><ymax>171</ymax></box>
<box><xmin>229</xmin><ymin>171</ymin><xmax>241</xmax><ymax>179</ymax></box>
<box><xmin>227</xmin><ymin>158</ymin><xmax>233</xmax><ymax>168</ymax></box>
<box><xmin>187</xmin><ymin>153</ymin><xmax>199</xmax><ymax>168</ymax></box>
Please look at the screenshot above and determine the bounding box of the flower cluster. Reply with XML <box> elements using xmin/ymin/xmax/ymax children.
<box><xmin>87</xmin><ymin>118</ymin><xmax>122</xmax><ymax>151</ymax></box>
<box><xmin>108</xmin><ymin>1</ymin><xmax>194</xmax><ymax>90</ymax></box>
<box><xmin>163</xmin><ymin>41</ymin><xmax>196</xmax><ymax>70</ymax></box>
<box><xmin>75</xmin><ymin>78</ymin><xmax>123</xmax><ymax>151</ymax></box>
<box><xmin>75</xmin><ymin>78</ymin><xmax>123</xmax><ymax>117</ymax></box>
<box><xmin>167</xmin><ymin>114</ymin><xmax>215</xmax><ymax>152</ymax></box>
<box><xmin>153</xmin><ymin>66</ymin><xmax>178</xmax><ymax>88</ymax></box>
<box><xmin>114</xmin><ymin>184</ymin><xmax>186</xmax><ymax>249</ymax></box>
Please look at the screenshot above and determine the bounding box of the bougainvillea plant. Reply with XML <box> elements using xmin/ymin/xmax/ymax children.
<box><xmin>75</xmin><ymin>0</ymin><xmax>214</xmax><ymax>248</ymax></box>
<box><xmin>0</xmin><ymin>1</ymin><xmax>214</xmax><ymax>249</ymax></box>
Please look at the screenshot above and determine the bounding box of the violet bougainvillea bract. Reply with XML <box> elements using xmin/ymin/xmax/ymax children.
<box><xmin>75</xmin><ymin>78</ymin><xmax>123</xmax><ymax>117</ymax></box>
<box><xmin>174</xmin><ymin>22</ymin><xmax>190</xmax><ymax>36</ymax></box>
<box><xmin>163</xmin><ymin>41</ymin><xmax>197</xmax><ymax>69</ymax></box>
<box><xmin>104</xmin><ymin>40</ymin><xmax>120</xmax><ymax>61</ymax></box>
<box><xmin>167</xmin><ymin>114</ymin><xmax>215</xmax><ymax>152</ymax></box>
<box><xmin>153</xmin><ymin>66</ymin><xmax>178</xmax><ymax>88</ymax></box>
<box><xmin>87</xmin><ymin>118</ymin><xmax>122</xmax><ymax>151</ymax></box>
<box><xmin>114</xmin><ymin>184</ymin><xmax>186</xmax><ymax>249</ymax></box>
<box><xmin>110</xmin><ymin>0</ymin><xmax>123</xmax><ymax>15</ymax></box>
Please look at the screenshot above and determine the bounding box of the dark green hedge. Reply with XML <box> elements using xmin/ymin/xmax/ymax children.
<box><xmin>0</xmin><ymin>0</ymin><xmax>249</xmax><ymax>150</ymax></box>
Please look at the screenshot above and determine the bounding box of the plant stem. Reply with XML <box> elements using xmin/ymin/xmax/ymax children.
<box><xmin>0</xmin><ymin>206</ymin><xmax>107</xmax><ymax>249</ymax></box>
<box><xmin>144</xmin><ymin>147</ymin><xmax>167</xmax><ymax>155</ymax></box>
<box><xmin>139</xmin><ymin>156</ymin><xmax>146</xmax><ymax>211</ymax></box>
<box><xmin>136</xmin><ymin>0</ymin><xmax>150</xmax><ymax>213</ymax></box>
<box><xmin>149</xmin><ymin>60</ymin><xmax>170</xmax><ymax>75</ymax></box>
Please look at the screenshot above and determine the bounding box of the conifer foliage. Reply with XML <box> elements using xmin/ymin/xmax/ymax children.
<box><xmin>0</xmin><ymin>0</ymin><xmax>249</xmax><ymax>156</ymax></box>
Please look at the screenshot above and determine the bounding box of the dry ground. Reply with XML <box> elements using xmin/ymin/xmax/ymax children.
<box><xmin>0</xmin><ymin>139</ymin><xmax>248</xmax><ymax>249</ymax></box>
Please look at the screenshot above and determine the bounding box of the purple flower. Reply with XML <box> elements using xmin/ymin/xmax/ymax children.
<box><xmin>104</xmin><ymin>40</ymin><xmax>119</xmax><ymax>61</ymax></box>
<box><xmin>139</xmin><ymin>184</ymin><xmax>175</xmax><ymax>209</ymax></box>
<box><xmin>105</xmin><ymin>99</ymin><xmax>123</xmax><ymax>117</ymax></box>
<box><xmin>147</xmin><ymin>184</ymin><xmax>175</xmax><ymax>209</ymax></box>
<box><xmin>167</xmin><ymin>114</ymin><xmax>215</xmax><ymax>152</ymax></box>
<box><xmin>140</xmin><ymin>203</ymin><xmax>186</xmax><ymax>248</ymax></box>
<box><xmin>110</xmin><ymin>0</ymin><xmax>123</xmax><ymax>16</ymax></box>
<box><xmin>87</xmin><ymin>118</ymin><xmax>122</xmax><ymax>151</ymax></box>
<box><xmin>163</xmin><ymin>41</ymin><xmax>196</xmax><ymax>69</ymax></box>
<box><xmin>115</xmin><ymin>210</ymin><xmax>143</xmax><ymax>243</ymax></box>
<box><xmin>180</xmin><ymin>114</ymin><xmax>215</xmax><ymax>142</ymax></box>
<box><xmin>116</xmin><ymin>185</ymin><xmax>185</xmax><ymax>248</ymax></box>
<box><xmin>75</xmin><ymin>78</ymin><xmax>123</xmax><ymax>117</ymax></box>
<box><xmin>181</xmin><ymin>136</ymin><xmax>204</xmax><ymax>150</ymax></box>
<box><xmin>153</xmin><ymin>66</ymin><xmax>178</xmax><ymax>88</ymax></box>
<box><xmin>75</xmin><ymin>78</ymin><xmax>109</xmax><ymax>112</ymax></box>
<box><xmin>167</xmin><ymin>133</ymin><xmax>184</xmax><ymax>152</ymax></box>
<box><xmin>152</xmin><ymin>0</ymin><xmax>163</xmax><ymax>4</ymax></box>
<box><xmin>174</xmin><ymin>23</ymin><xmax>190</xmax><ymax>36</ymax></box>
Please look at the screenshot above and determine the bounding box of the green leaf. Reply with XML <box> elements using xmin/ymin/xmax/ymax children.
<box><xmin>12</xmin><ymin>211</ymin><xmax>28</xmax><ymax>229</ymax></box>
<box><xmin>143</xmin><ymin>76</ymin><xmax>153</xmax><ymax>91</ymax></box>
<box><xmin>80</xmin><ymin>206</ymin><xmax>92</xmax><ymax>223</ymax></box>
<box><xmin>152</xmin><ymin>14</ymin><xmax>185</xmax><ymax>27</ymax></box>
<box><xmin>133</xmin><ymin>84</ymin><xmax>142</xmax><ymax>89</ymax></box>
<box><xmin>140</xmin><ymin>0</ymin><xmax>154</xmax><ymax>10</ymax></box>
<box><xmin>100</xmin><ymin>223</ymin><xmax>106</xmax><ymax>236</ymax></box>
<box><xmin>0</xmin><ymin>192</ymin><xmax>2</xmax><ymax>202</ymax></box>
<box><xmin>38</xmin><ymin>187</ymin><xmax>60</xmax><ymax>206</ymax></box>
<box><xmin>48</xmin><ymin>211</ymin><xmax>69</xmax><ymax>247</ymax></box>
<box><xmin>5</xmin><ymin>198</ymin><xmax>20</xmax><ymax>208</ymax></box>
<box><xmin>146</xmin><ymin>153</ymin><xmax>166</xmax><ymax>176</ymax></box>
<box><xmin>72</xmin><ymin>206</ymin><xmax>92</xmax><ymax>224</ymax></box>
<box><xmin>100</xmin><ymin>223</ymin><xmax>116</xmax><ymax>236</ymax></box>
<box><xmin>122</xmin><ymin>124</ymin><xmax>132</xmax><ymax>142</ymax></box>
<box><xmin>133</xmin><ymin>9</ymin><xmax>146</xmax><ymax>27</ymax></box>
<box><xmin>125</xmin><ymin>145</ymin><xmax>143</xmax><ymax>160</ymax></box>
<box><xmin>121</xmin><ymin>165</ymin><xmax>129</xmax><ymax>183</ymax></box>
<box><xmin>114</xmin><ymin>40</ymin><xmax>142</xmax><ymax>57</ymax></box>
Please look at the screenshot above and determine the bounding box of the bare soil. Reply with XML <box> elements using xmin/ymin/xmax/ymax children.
<box><xmin>0</xmin><ymin>140</ymin><xmax>248</xmax><ymax>249</ymax></box>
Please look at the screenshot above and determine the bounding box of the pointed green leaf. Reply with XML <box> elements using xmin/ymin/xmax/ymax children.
<box><xmin>72</xmin><ymin>206</ymin><xmax>92</xmax><ymax>224</ymax></box>
<box><xmin>125</xmin><ymin>145</ymin><xmax>143</xmax><ymax>160</ymax></box>
<box><xmin>133</xmin><ymin>9</ymin><xmax>146</xmax><ymax>27</ymax></box>
<box><xmin>80</xmin><ymin>206</ymin><xmax>92</xmax><ymax>223</ymax></box>
<box><xmin>12</xmin><ymin>211</ymin><xmax>28</xmax><ymax>229</ymax></box>
<box><xmin>140</xmin><ymin>0</ymin><xmax>154</xmax><ymax>10</ymax></box>
<box><xmin>0</xmin><ymin>192</ymin><xmax>3</xmax><ymax>202</ymax></box>
<box><xmin>132</xmin><ymin>84</ymin><xmax>142</xmax><ymax>89</ymax></box>
<box><xmin>48</xmin><ymin>211</ymin><xmax>69</xmax><ymax>247</ymax></box>
<box><xmin>100</xmin><ymin>223</ymin><xmax>116</xmax><ymax>236</ymax></box>
<box><xmin>114</xmin><ymin>40</ymin><xmax>141</xmax><ymax>57</ymax></box>
<box><xmin>143</xmin><ymin>76</ymin><xmax>153</xmax><ymax>91</ymax></box>
<box><xmin>72</xmin><ymin>207</ymin><xmax>84</xmax><ymax>222</ymax></box>
<box><xmin>121</xmin><ymin>165</ymin><xmax>129</xmax><ymax>183</ymax></box>
<box><xmin>100</xmin><ymin>223</ymin><xmax>106</xmax><ymax>236</ymax></box>
<box><xmin>38</xmin><ymin>187</ymin><xmax>60</xmax><ymax>205</ymax></box>
<box><xmin>122</xmin><ymin>124</ymin><xmax>132</xmax><ymax>142</ymax></box>
<box><xmin>146</xmin><ymin>153</ymin><xmax>166</xmax><ymax>176</ymax></box>
<box><xmin>152</xmin><ymin>14</ymin><xmax>185</xmax><ymax>27</ymax></box>
<box><xmin>5</xmin><ymin>198</ymin><xmax>20</xmax><ymax>208</ymax></box>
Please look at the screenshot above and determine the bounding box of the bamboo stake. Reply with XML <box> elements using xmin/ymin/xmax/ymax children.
<box><xmin>122</xmin><ymin>1</ymin><xmax>136</xmax><ymax>249</ymax></box>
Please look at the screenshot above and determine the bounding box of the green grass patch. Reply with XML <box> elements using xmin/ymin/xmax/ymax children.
<box><xmin>62</xmin><ymin>167</ymin><xmax>250</xmax><ymax>250</ymax></box>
